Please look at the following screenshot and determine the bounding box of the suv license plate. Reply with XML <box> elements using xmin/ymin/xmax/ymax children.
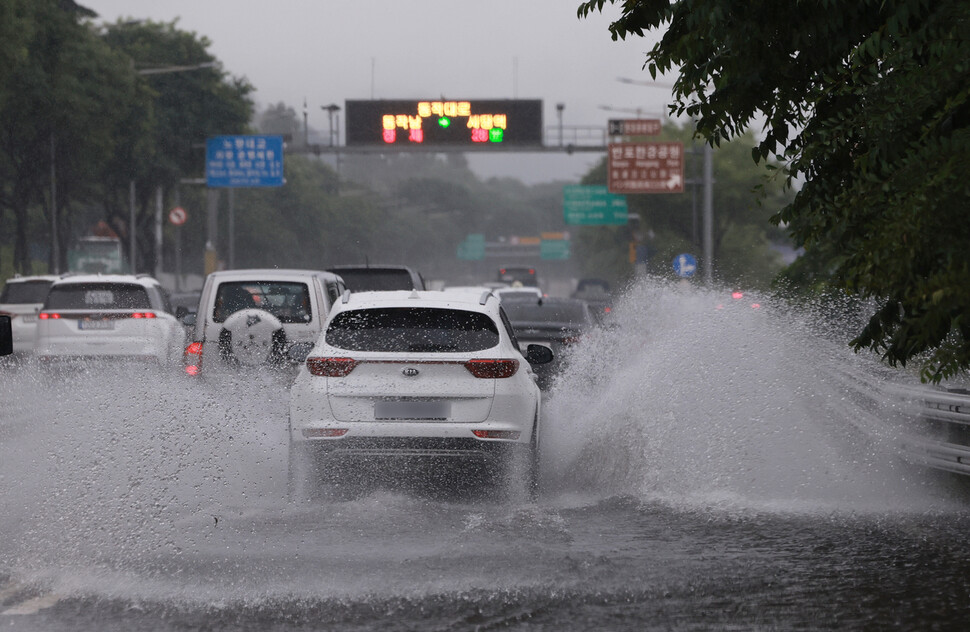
<box><xmin>79</xmin><ymin>320</ymin><xmax>114</xmax><ymax>330</ymax></box>
<box><xmin>375</xmin><ymin>401</ymin><xmax>450</xmax><ymax>420</ymax></box>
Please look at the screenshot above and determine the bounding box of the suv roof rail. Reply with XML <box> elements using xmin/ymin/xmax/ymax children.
<box><xmin>341</xmin><ymin>289</ymin><xmax>352</xmax><ymax>304</ymax></box>
<box><xmin>478</xmin><ymin>290</ymin><xmax>493</xmax><ymax>305</ymax></box>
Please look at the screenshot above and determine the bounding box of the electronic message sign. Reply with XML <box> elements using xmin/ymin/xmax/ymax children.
<box><xmin>345</xmin><ymin>100</ymin><xmax>543</xmax><ymax>147</ymax></box>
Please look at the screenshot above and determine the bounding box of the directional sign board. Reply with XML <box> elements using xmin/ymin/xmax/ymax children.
<box><xmin>608</xmin><ymin>142</ymin><xmax>684</xmax><ymax>194</ymax></box>
<box><xmin>206</xmin><ymin>135</ymin><xmax>284</xmax><ymax>188</ymax></box>
<box><xmin>672</xmin><ymin>253</ymin><xmax>697</xmax><ymax>278</ymax></box>
<box><xmin>540</xmin><ymin>238</ymin><xmax>570</xmax><ymax>260</ymax></box>
<box><xmin>457</xmin><ymin>233</ymin><xmax>486</xmax><ymax>260</ymax></box>
<box><xmin>563</xmin><ymin>185</ymin><xmax>628</xmax><ymax>225</ymax></box>
<box><xmin>608</xmin><ymin>119</ymin><xmax>662</xmax><ymax>137</ymax></box>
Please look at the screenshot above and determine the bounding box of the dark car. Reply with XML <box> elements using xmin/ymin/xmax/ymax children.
<box><xmin>501</xmin><ymin>297</ymin><xmax>594</xmax><ymax>389</ymax></box>
<box><xmin>497</xmin><ymin>266</ymin><xmax>538</xmax><ymax>287</ymax></box>
<box><xmin>571</xmin><ymin>278</ymin><xmax>613</xmax><ymax>322</ymax></box>
<box><xmin>327</xmin><ymin>265</ymin><xmax>425</xmax><ymax>291</ymax></box>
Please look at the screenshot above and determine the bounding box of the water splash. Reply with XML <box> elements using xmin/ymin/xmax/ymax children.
<box><xmin>541</xmin><ymin>278</ymin><xmax>964</xmax><ymax>513</ymax></box>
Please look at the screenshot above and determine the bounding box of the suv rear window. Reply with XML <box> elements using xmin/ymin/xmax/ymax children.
<box><xmin>326</xmin><ymin>307</ymin><xmax>499</xmax><ymax>352</ymax></box>
<box><xmin>45</xmin><ymin>283</ymin><xmax>150</xmax><ymax>310</ymax></box>
<box><xmin>213</xmin><ymin>281</ymin><xmax>311</xmax><ymax>324</ymax></box>
<box><xmin>1</xmin><ymin>280</ymin><xmax>54</xmax><ymax>304</ymax></box>
<box><xmin>332</xmin><ymin>269</ymin><xmax>416</xmax><ymax>291</ymax></box>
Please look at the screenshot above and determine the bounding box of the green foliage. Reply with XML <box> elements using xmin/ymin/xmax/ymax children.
<box><xmin>579</xmin><ymin>0</ymin><xmax>970</xmax><ymax>382</ymax></box>
<box><xmin>0</xmin><ymin>6</ymin><xmax>254</xmax><ymax>278</ymax></box>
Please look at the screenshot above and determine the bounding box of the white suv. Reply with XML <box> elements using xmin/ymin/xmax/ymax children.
<box><xmin>34</xmin><ymin>274</ymin><xmax>185</xmax><ymax>366</ymax></box>
<box><xmin>184</xmin><ymin>269</ymin><xmax>346</xmax><ymax>376</ymax></box>
<box><xmin>287</xmin><ymin>289</ymin><xmax>553</xmax><ymax>499</ymax></box>
<box><xmin>0</xmin><ymin>274</ymin><xmax>60</xmax><ymax>355</ymax></box>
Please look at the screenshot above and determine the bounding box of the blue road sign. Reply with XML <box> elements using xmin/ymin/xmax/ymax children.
<box><xmin>672</xmin><ymin>253</ymin><xmax>697</xmax><ymax>278</ymax></box>
<box><xmin>206</xmin><ymin>135</ymin><xmax>284</xmax><ymax>187</ymax></box>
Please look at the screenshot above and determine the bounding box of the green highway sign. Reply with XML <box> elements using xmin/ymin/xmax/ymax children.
<box><xmin>540</xmin><ymin>239</ymin><xmax>570</xmax><ymax>260</ymax></box>
<box><xmin>457</xmin><ymin>233</ymin><xmax>486</xmax><ymax>260</ymax></box>
<box><xmin>563</xmin><ymin>185</ymin><xmax>628</xmax><ymax>225</ymax></box>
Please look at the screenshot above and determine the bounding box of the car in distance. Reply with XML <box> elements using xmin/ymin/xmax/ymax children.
<box><xmin>571</xmin><ymin>278</ymin><xmax>613</xmax><ymax>322</ymax></box>
<box><xmin>326</xmin><ymin>264</ymin><xmax>425</xmax><ymax>291</ymax></box>
<box><xmin>493</xmin><ymin>286</ymin><xmax>545</xmax><ymax>302</ymax></box>
<box><xmin>33</xmin><ymin>274</ymin><xmax>185</xmax><ymax>366</ymax></box>
<box><xmin>287</xmin><ymin>289</ymin><xmax>553</xmax><ymax>500</ymax></box>
<box><xmin>497</xmin><ymin>266</ymin><xmax>538</xmax><ymax>287</ymax></box>
<box><xmin>184</xmin><ymin>269</ymin><xmax>347</xmax><ymax>376</ymax></box>
<box><xmin>501</xmin><ymin>297</ymin><xmax>594</xmax><ymax>390</ymax></box>
<box><xmin>0</xmin><ymin>274</ymin><xmax>60</xmax><ymax>355</ymax></box>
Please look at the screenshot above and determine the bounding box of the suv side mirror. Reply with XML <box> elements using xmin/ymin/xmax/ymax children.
<box><xmin>175</xmin><ymin>306</ymin><xmax>188</xmax><ymax>320</ymax></box>
<box><xmin>0</xmin><ymin>315</ymin><xmax>12</xmax><ymax>356</ymax></box>
<box><xmin>180</xmin><ymin>311</ymin><xmax>197</xmax><ymax>327</ymax></box>
<box><xmin>525</xmin><ymin>343</ymin><xmax>553</xmax><ymax>365</ymax></box>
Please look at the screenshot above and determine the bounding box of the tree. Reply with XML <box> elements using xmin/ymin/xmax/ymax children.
<box><xmin>578</xmin><ymin>1</ymin><xmax>970</xmax><ymax>382</ymax></box>
<box><xmin>0</xmin><ymin>0</ymin><xmax>103</xmax><ymax>274</ymax></box>
<box><xmin>98</xmin><ymin>18</ymin><xmax>253</xmax><ymax>273</ymax></box>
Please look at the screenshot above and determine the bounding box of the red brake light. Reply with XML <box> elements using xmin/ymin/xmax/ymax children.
<box><xmin>307</xmin><ymin>357</ymin><xmax>358</xmax><ymax>377</ymax></box>
<box><xmin>39</xmin><ymin>312</ymin><xmax>60</xmax><ymax>319</ymax></box>
<box><xmin>472</xmin><ymin>429</ymin><xmax>521</xmax><ymax>440</ymax></box>
<box><xmin>732</xmin><ymin>291</ymin><xmax>744</xmax><ymax>300</ymax></box>
<box><xmin>131</xmin><ymin>312</ymin><xmax>157</xmax><ymax>319</ymax></box>
<box><xmin>464</xmin><ymin>358</ymin><xmax>519</xmax><ymax>379</ymax></box>
<box><xmin>302</xmin><ymin>428</ymin><xmax>349</xmax><ymax>438</ymax></box>
<box><xmin>184</xmin><ymin>341</ymin><xmax>203</xmax><ymax>376</ymax></box>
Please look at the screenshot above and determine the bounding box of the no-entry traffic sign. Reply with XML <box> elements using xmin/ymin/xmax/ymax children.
<box><xmin>168</xmin><ymin>206</ymin><xmax>187</xmax><ymax>226</ymax></box>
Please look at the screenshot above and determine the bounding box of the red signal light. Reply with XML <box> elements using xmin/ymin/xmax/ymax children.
<box><xmin>732</xmin><ymin>291</ymin><xmax>744</xmax><ymax>300</ymax></box>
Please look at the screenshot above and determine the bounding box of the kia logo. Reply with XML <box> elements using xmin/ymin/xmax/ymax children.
<box><xmin>402</xmin><ymin>367</ymin><xmax>420</xmax><ymax>377</ymax></box>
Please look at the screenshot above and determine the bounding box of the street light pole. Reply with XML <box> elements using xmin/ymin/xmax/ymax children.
<box><xmin>303</xmin><ymin>98</ymin><xmax>309</xmax><ymax>147</ymax></box>
<box><xmin>556</xmin><ymin>103</ymin><xmax>565</xmax><ymax>147</ymax></box>
<box><xmin>322</xmin><ymin>104</ymin><xmax>340</xmax><ymax>147</ymax></box>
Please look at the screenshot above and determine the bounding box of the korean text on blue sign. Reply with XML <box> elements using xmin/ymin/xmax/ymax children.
<box><xmin>206</xmin><ymin>135</ymin><xmax>284</xmax><ymax>188</ymax></box>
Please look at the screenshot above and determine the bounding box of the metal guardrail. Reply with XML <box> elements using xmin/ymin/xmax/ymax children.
<box><xmin>885</xmin><ymin>384</ymin><xmax>970</xmax><ymax>476</ymax></box>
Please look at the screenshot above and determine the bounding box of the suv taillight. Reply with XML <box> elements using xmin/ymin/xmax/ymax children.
<box><xmin>130</xmin><ymin>312</ymin><xmax>157</xmax><ymax>319</ymax></box>
<box><xmin>38</xmin><ymin>312</ymin><xmax>61</xmax><ymax>319</ymax></box>
<box><xmin>307</xmin><ymin>357</ymin><xmax>358</xmax><ymax>377</ymax></box>
<box><xmin>184</xmin><ymin>341</ymin><xmax>203</xmax><ymax>376</ymax></box>
<box><xmin>464</xmin><ymin>359</ymin><xmax>519</xmax><ymax>379</ymax></box>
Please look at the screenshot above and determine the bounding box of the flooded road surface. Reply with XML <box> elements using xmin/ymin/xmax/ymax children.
<box><xmin>3</xmin><ymin>282</ymin><xmax>970</xmax><ymax>630</ymax></box>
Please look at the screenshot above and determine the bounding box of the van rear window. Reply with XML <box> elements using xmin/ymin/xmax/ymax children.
<box><xmin>326</xmin><ymin>307</ymin><xmax>499</xmax><ymax>352</ymax></box>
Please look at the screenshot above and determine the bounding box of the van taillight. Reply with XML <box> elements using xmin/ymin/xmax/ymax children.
<box><xmin>184</xmin><ymin>341</ymin><xmax>203</xmax><ymax>376</ymax></box>
<box><xmin>464</xmin><ymin>359</ymin><xmax>519</xmax><ymax>378</ymax></box>
<box><xmin>307</xmin><ymin>357</ymin><xmax>358</xmax><ymax>377</ymax></box>
<box><xmin>472</xmin><ymin>429</ymin><xmax>521</xmax><ymax>440</ymax></box>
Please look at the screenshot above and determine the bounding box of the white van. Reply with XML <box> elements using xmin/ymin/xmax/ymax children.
<box><xmin>184</xmin><ymin>269</ymin><xmax>346</xmax><ymax>376</ymax></box>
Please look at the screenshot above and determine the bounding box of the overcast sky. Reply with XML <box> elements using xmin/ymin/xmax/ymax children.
<box><xmin>81</xmin><ymin>1</ymin><xmax>674</xmax><ymax>183</ymax></box>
